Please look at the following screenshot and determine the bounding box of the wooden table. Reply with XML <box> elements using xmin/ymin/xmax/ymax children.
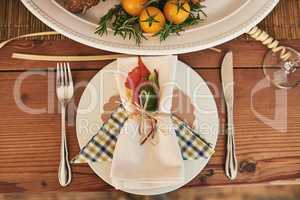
<box><xmin>0</xmin><ymin>39</ymin><xmax>299</xmax><ymax>193</ymax></box>
<box><xmin>0</xmin><ymin>0</ymin><xmax>300</xmax><ymax>194</ymax></box>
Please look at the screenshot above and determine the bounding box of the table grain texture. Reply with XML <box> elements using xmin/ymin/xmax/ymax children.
<box><xmin>0</xmin><ymin>0</ymin><xmax>299</xmax><ymax>194</ymax></box>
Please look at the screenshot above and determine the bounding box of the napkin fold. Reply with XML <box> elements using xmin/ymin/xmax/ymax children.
<box><xmin>111</xmin><ymin>56</ymin><xmax>183</xmax><ymax>190</ymax></box>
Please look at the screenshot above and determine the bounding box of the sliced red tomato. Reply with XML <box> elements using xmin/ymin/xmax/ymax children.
<box><xmin>125</xmin><ymin>57</ymin><xmax>150</xmax><ymax>90</ymax></box>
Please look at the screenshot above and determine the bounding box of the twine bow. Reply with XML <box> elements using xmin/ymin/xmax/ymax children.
<box><xmin>124</xmin><ymin>92</ymin><xmax>171</xmax><ymax>145</ymax></box>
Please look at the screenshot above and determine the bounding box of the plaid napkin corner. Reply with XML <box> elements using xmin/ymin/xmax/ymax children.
<box><xmin>71</xmin><ymin>105</ymin><xmax>214</xmax><ymax>164</ymax></box>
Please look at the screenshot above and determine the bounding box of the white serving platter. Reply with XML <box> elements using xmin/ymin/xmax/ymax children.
<box><xmin>21</xmin><ymin>0</ymin><xmax>278</xmax><ymax>55</ymax></box>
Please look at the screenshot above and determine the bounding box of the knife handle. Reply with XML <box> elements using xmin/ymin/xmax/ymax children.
<box><xmin>225</xmin><ymin>102</ymin><xmax>238</xmax><ymax>180</ymax></box>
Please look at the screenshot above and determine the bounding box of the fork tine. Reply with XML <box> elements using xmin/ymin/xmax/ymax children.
<box><xmin>63</xmin><ymin>62</ymin><xmax>69</xmax><ymax>86</ymax></box>
<box><xmin>56</xmin><ymin>63</ymin><xmax>60</xmax><ymax>87</ymax></box>
<box><xmin>60</xmin><ymin>63</ymin><xmax>65</xmax><ymax>86</ymax></box>
<box><xmin>66</xmin><ymin>63</ymin><xmax>73</xmax><ymax>86</ymax></box>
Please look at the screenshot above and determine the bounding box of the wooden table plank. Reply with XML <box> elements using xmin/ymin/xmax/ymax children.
<box><xmin>0</xmin><ymin>0</ymin><xmax>299</xmax><ymax>194</ymax></box>
<box><xmin>0</xmin><ymin>67</ymin><xmax>300</xmax><ymax>192</ymax></box>
<box><xmin>0</xmin><ymin>40</ymin><xmax>299</xmax><ymax>71</ymax></box>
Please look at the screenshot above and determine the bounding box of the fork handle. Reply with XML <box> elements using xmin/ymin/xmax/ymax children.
<box><xmin>225</xmin><ymin>102</ymin><xmax>238</xmax><ymax>180</ymax></box>
<box><xmin>58</xmin><ymin>104</ymin><xmax>72</xmax><ymax>187</ymax></box>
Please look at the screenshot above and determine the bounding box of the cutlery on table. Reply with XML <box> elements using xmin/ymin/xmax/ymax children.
<box><xmin>56</xmin><ymin>63</ymin><xmax>74</xmax><ymax>187</ymax></box>
<box><xmin>221</xmin><ymin>51</ymin><xmax>238</xmax><ymax>180</ymax></box>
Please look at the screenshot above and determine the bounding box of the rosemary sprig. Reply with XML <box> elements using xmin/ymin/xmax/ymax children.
<box><xmin>155</xmin><ymin>12</ymin><xmax>202</xmax><ymax>41</ymax></box>
<box><xmin>155</xmin><ymin>0</ymin><xmax>206</xmax><ymax>42</ymax></box>
<box><xmin>95</xmin><ymin>5</ymin><xmax>120</xmax><ymax>36</ymax></box>
<box><xmin>95</xmin><ymin>5</ymin><xmax>146</xmax><ymax>45</ymax></box>
<box><xmin>190</xmin><ymin>2</ymin><xmax>207</xmax><ymax>17</ymax></box>
<box><xmin>112</xmin><ymin>14</ymin><xmax>146</xmax><ymax>45</ymax></box>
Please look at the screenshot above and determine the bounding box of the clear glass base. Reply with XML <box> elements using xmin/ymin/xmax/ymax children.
<box><xmin>263</xmin><ymin>47</ymin><xmax>300</xmax><ymax>89</ymax></box>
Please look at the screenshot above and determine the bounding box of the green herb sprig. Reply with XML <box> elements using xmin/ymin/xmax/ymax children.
<box><xmin>95</xmin><ymin>5</ymin><xmax>119</xmax><ymax>36</ymax></box>
<box><xmin>95</xmin><ymin>5</ymin><xmax>146</xmax><ymax>45</ymax></box>
<box><xmin>155</xmin><ymin>2</ymin><xmax>205</xmax><ymax>42</ymax></box>
<box><xmin>155</xmin><ymin>14</ymin><xmax>202</xmax><ymax>41</ymax></box>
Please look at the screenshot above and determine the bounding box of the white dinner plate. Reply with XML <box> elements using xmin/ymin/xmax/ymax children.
<box><xmin>75</xmin><ymin>60</ymin><xmax>219</xmax><ymax>195</ymax></box>
<box><xmin>21</xmin><ymin>0</ymin><xmax>279</xmax><ymax>55</ymax></box>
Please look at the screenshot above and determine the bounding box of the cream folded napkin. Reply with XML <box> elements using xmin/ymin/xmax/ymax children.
<box><xmin>111</xmin><ymin>56</ymin><xmax>185</xmax><ymax>190</ymax></box>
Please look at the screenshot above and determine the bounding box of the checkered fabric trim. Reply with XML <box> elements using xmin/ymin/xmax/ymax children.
<box><xmin>71</xmin><ymin>105</ymin><xmax>128</xmax><ymax>163</ymax></box>
<box><xmin>171</xmin><ymin>115</ymin><xmax>215</xmax><ymax>160</ymax></box>
<box><xmin>72</xmin><ymin>105</ymin><xmax>214</xmax><ymax>164</ymax></box>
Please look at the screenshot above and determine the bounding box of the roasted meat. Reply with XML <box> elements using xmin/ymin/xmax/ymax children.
<box><xmin>64</xmin><ymin>0</ymin><xmax>100</xmax><ymax>13</ymax></box>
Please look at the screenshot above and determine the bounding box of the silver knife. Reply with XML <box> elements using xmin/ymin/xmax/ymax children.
<box><xmin>221</xmin><ymin>51</ymin><xmax>238</xmax><ymax>180</ymax></box>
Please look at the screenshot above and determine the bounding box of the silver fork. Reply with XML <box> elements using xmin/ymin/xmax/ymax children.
<box><xmin>56</xmin><ymin>63</ymin><xmax>74</xmax><ymax>187</ymax></box>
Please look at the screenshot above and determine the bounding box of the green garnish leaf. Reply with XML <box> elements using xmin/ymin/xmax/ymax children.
<box><xmin>148</xmin><ymin>70</ymin><xmax>159</xmax><ymax>88</ymax></box>
<box><xmin>95</xmin><ymin>5</ymin><xmax>146</xmax><ymax>45</ymax></box>
<box><xmin>139</xmin><ymin>85</ymin><xmax>159</xmax><ymax>112</ymax></box>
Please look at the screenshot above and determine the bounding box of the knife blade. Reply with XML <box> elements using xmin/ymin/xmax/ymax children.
<box><xmin>221</xmin><ymin>51</ymin><xmax>238</xmax><ymax>180</ymax></box>
<box><xmin>221</xmin><ymin>51</ymin><xmax>234</xmax><ymax>105</ymax></box>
